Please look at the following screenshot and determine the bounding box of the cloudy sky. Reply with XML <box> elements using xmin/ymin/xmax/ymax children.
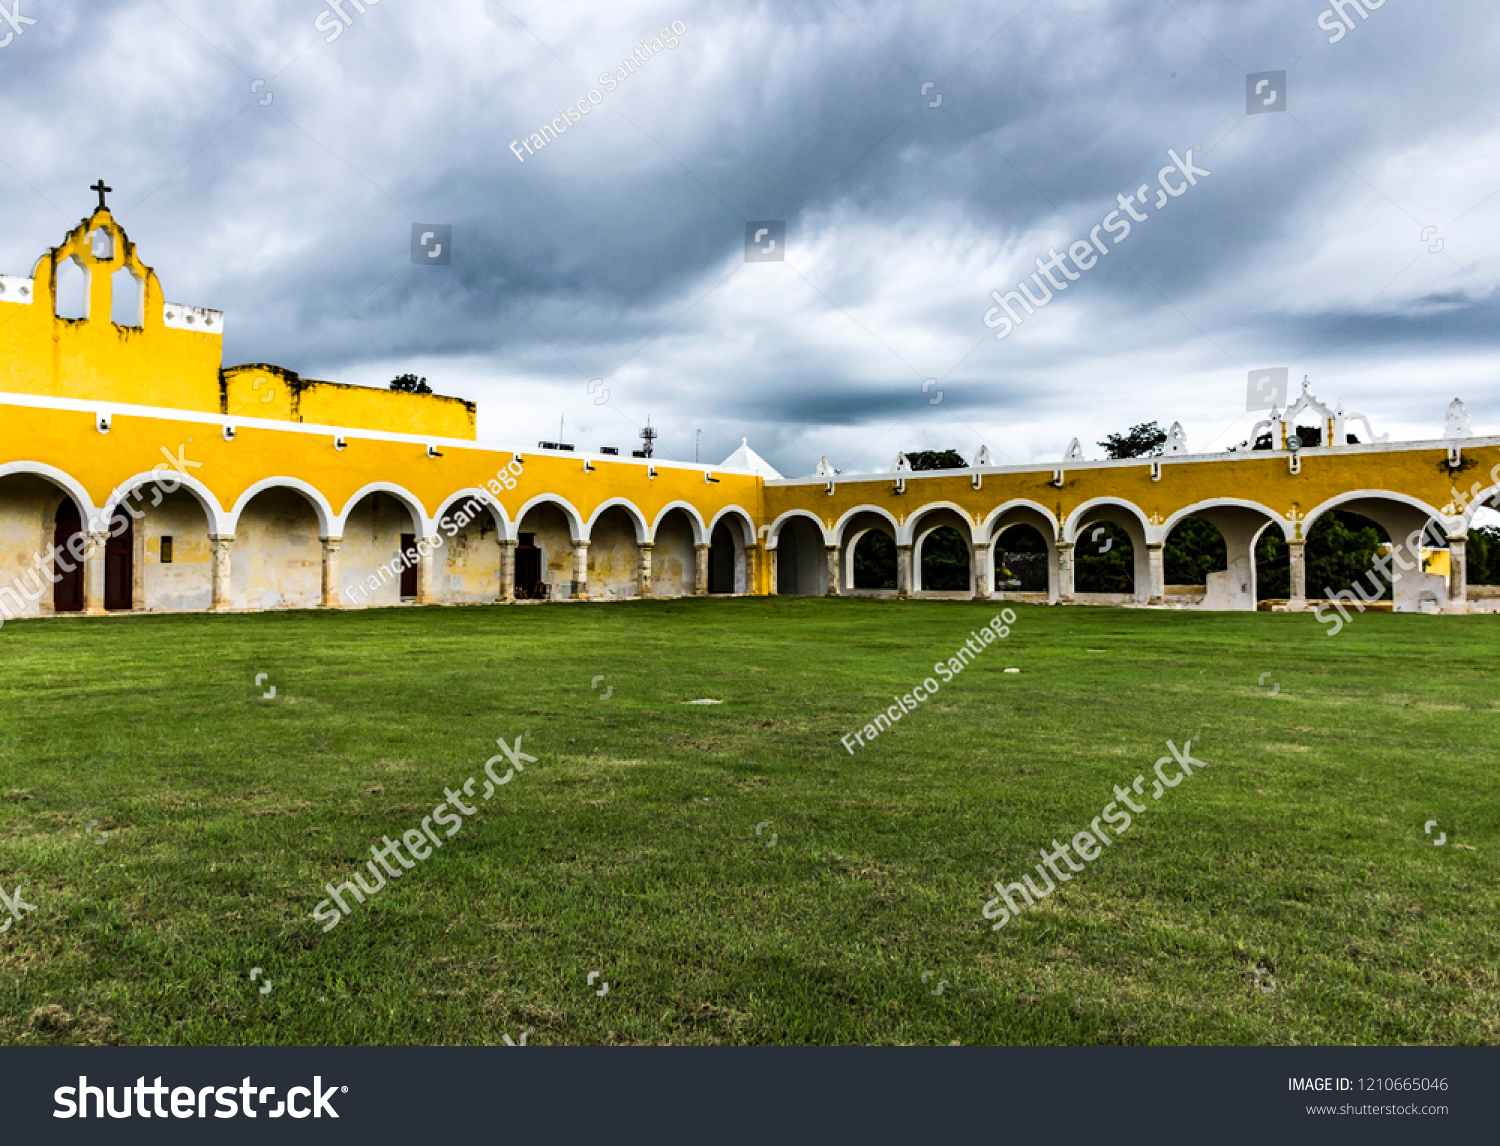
<box><xmin>2</xmin><ymin>0</ymin><xmax>1497</xmax><ymax>476</ymax></box>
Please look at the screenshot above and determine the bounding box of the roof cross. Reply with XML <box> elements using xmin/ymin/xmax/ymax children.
<box><xmin>91</xmin><ymin>179</ymin><xmax>112</xmax><ymax>210</ymax></box>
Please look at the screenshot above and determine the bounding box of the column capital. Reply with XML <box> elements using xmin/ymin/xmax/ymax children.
<box><xmin>694</xmin><ymin>542</ymin><xmax>711</xmax><ymax>551</ymax></box>
<box><xmin>637</xmin><ymin>541</ymin><xmax>655</xmax><ymax>550</ymax></box>
<box><xmin>320</xmin><ymin>535</ymin><xmax>343</xmax><ymax>548</ymax></box>
<box><xmin>209</xmin><ymin>533</ymin><xmax>236</xmax><ymax>544</ymax></box>
<box><xmin>496</xmin><ymin>536</ymin><xmax>517</xmax><ymax>548</ymax></box>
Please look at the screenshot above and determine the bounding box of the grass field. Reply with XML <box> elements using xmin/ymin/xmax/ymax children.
<box><xmin>1</xmin><ymin>597</ymin><xmax>1496</xmax><ymax>1046</ymax></box>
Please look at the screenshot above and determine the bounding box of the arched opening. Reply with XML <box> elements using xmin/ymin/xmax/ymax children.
<box><xmin>837</xmin><ymin>509</ymin><xmax>897</xmax><ymax>595</ymax></box>
<box><xmin>137</xmin><ymin>487</ymin><xmax>213</xmax><ymax>611</ymax></box>
<box><xmin>1075</xmin><ymin>523</ymin><xmax>1135</xmax><ymax>599</ymax></box>
<box><xmin>55</xmin><ymin>256</ymin><xmax>88</xmax><ymax>321</ymax></box>
<box><xmin>652</xmin><ymin>507</ymin><xmax>699</xmax><ymax>597</ymax></box>
<box><xmin>917</xmin><ymin>525</ymin><xmax>971</xmax><ymax>593</ymax></box>
<box><xmin>1161</xmin><ymin>505</ymin><xmax>1279</xmax><ymax>610</ymax></box>
<box><xmin>708</xmin><ymin>522</ymin><xmax>740</xmax><ymax>594</ymax></box>
<box><xmin>235</xmin><ymin>487</ymin><xmax>325</xmax><ymax>609</ymax></box>
<box><xmin>1264</xmin><ymin>499</ymin><xmax>1444</xmax><ymax>612</ymax></box>
<box><xmin>436</xmin><ymin>494</ymin><xmax>501</xmax><ymax>604</ymax></box>
<box><xmin>852</xmin><ymin>530</ymin><xmax>896</xmax><ymax>590</ymax></box>
<box><xmin>0</xmin><ymin>473</ymin><xmax>88</xmax><ymax>621</ymax></box>
<box><xmin>89</xmin><ymin>227</ymin><xmax>114</xmax><ymax>260</ymax></box>
<box><xmin>993</xmin><ymin>523</ymin><xmax>1049</xmax><ymax>594</ymax></box>
<box><xmin>53</xmin><ymin>499</ymin><xmax>84</xmax><ymax>613</ymax></box>
<box><xmin>111</xmin><ymin>266</ymin><xmax>143</xmax><ymax>327</ymax></box>
<box><xmin>341</xmin><ymin>491</ymin><xmax>424</xmax><ymax>607</ymax></box>
<box><xmin>588</xmin><ymin>505</ymin><xmax>645</xmax><ymax>599</ymax></box>
<box><xmin>513</xmin><ymin>501</ymin><xmax>576</xmax><ymax>600</ymax></box>
<box><xmin>775</xmin><ymin>517</ymin><xmax>826</xmax><ymax>595</ymax></box>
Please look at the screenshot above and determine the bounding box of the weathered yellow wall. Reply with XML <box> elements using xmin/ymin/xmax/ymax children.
<box><xmin>1</xmin><ymin>211</ymin><xmax>477</xmax><ymax>440</ymax></box>
<box><xmin>762</xmin><ymin>445</ymin><xmax>1500</xmax><ymax>542</ymax></box>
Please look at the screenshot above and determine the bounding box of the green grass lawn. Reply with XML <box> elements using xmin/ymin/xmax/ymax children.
<box><xmin>1</xmin><ymin>597</ymin><xmax>1496</xmax><ymax>1046</ymax></box>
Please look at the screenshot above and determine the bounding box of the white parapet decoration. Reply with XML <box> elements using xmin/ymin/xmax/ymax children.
<box><xmin>163</xmin><ymin>302</ymin><xmax>224</xmax><ymax>333</ymax></box>
<box><xmin>1164</xmin><ymin>421</ymin><xmax>1188</xmax><ymax>455</ymax></box>
<box><xmin>0</xmin><ymin>275</ymin><xmax>34</xmax><ymax>305</ymax></box>
<box><xmin>1064</xmin><ymin>438</ymin><xmax>1085</xmax><ymax>461</ymax></box>
<box><xmin>1444</xmin><ymin>398</ymin><xmax>1473</xmax><ymax>439</ymax></box>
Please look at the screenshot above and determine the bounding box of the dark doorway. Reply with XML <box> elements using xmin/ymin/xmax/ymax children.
<box><xmin>400</xmin><ymin>533</ymin><xmax>418</xmax><ymax>598</ymax></box>
<box><xmin>708</xmin><ymin>523</ymin><xmax>736</xmax><ymax>594</ymax></box>
<box><xmin>515</xmin><ymin>533</ymin><xmax>542</xmax><ymax>597</ymax></box>
<box><xmin>53</xmin><ymin>500</ymin><xmax>84</xmax><ymax>613</ymax></box>
<box><xmin>852</xmin><ymin>530</ymin><xmax>896</xmax><ymax>589</ymax></box>
<box><xmin>105</xmin><ymin>513</ymin><xmax>133</xmax><ymax>610</ymax></box>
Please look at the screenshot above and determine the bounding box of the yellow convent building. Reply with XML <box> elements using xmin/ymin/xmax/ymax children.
<box><xmin>1</xmin><ymin>194</ymin><xmax>1496</xmax><ymax>622</ymax></box>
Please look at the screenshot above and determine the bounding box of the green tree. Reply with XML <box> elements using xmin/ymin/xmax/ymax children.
<box><xmin>852</xmin><ymin>530</ymin><xmax>896</xmax><ymax>589</ymax></box>
<box><xmin>1467</xmin><ymin>525</ymin><xmax>1500</xmax><ymax>585</ymax></box>
<box><xmin>1099</xmin><ymin>422</ymin><xmax>1166</xmax><ymax>459</ymax></box>
<box><xmin>905</xmin><ymin>449</ymin><xmax>967</xmax><ymax>471</ymax></box>
<box><xmin>919</xmin><ymin>526</ymin><xmax>971</xmax><ymax>590</ymax></box>
<box><xmin>390</xmin><ymin>373</ymin><xmax>433</xmax><ymax>394</ymax></box>
<box><xmin>1164</xmin><ymin>518</ymin><xmax>1226</xmax><ymax>585</ymax></box>
<box><xmin>1255</xmin><ymin>510</ymin><xmax>1390</xmax><ymax>600</ymax></box>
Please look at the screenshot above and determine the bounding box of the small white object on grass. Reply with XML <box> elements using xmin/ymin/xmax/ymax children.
<box><xmin>682</xmin><ymin>699</ymin><xmax>724</xmax><ymax>705</ymax></box>
<box><xmin>1004</xmin><ymin>668</ymin><xmax>1021</xmax><ymax>674</ymax></box>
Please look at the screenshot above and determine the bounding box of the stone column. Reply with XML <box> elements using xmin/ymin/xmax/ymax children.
<box><xmin>416</xmin><ymin>536</ymin><xmax>439</xmax><ymax>605</ymax></box>
<box><xmin>83</xmin><ymin>531</ymin><xmax>109</xmax><ymax>615</ymax></box>
<box><xmin>973</xmin><ymin>541</ymin><xmax>992</xmax><ymax>600</ymax></box>
<box><xmin>321</xmin><ymin>537</ymin><xmax>343</xmax><ymax>608</ymax></box>
<box><xmin>1056</xmin><ymin>542</ymin><xmax>1075</xmax><ymax>604</ymax></box>
<box><xmin>896</xmin><ymin>544</ymin><xmax>913</xmax><ymax>598</ymax></box>
<box><xmin>1146</xmin><ymin>543</ymin><xmax>1166</xmax><ymax>606</ymax></box>
<box><xmin>744</xmin><ymin>546</ymin><xmax>758</xmax><ymax>596</ymax></box>
<box><xmin>767</xmin><ymin>547</ymin><xmax>779</xmax><ymax>595</ymax></box>
<box><xmin>824</xmin><ymin>545</ymin><xmax>841</xmax><ymax>596</ymax></box>
<box><xmin>497</xmin><ymin>539</ymin><xmax>516</xmax><ymax>602</ymax></box>
<box><xmin>209</xmin><ymin>534</ymin><xmax>234</xmax><ymax>612</ymax></box>
<box><xmin>1447</xmin><ymin>535</ymin><xmax>1469</xmax><ymax>614</ymax></box>
<box><xmin>694</xmin><ymin>542</ymin><xmax>710</xmax><ymax>596</ymax></box>
<box><xmin>636</xmin><ymin>542</ymin><xmax>654</xmax><ymax>599</ymax></box>
<box><xmin>1287</xmin><ymin>540</ymin><xmax>1307</xmax><ymax>612</ymax></box>
<box><xmin>572</xmin><ymin>541</ymin><xmax>589</xmax><ymax>600</ymax></box>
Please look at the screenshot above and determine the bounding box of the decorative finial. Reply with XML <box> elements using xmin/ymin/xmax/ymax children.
<box><xmin>91</xmin><ymin>179</ymin><xmax>112</xmax><ymax>210</ymax></box>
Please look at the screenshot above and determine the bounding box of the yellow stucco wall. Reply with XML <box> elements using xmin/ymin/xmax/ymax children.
<box><xmin>0</xmin><ymin>211</ymin><xmax>475</xmax><ymax>440</ymax></box>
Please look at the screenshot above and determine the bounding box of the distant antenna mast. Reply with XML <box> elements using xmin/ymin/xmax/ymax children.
<box><xmin>640</xmin><ymin>417</ymin><xmax>657</xmax><ymax>459</ymax></box>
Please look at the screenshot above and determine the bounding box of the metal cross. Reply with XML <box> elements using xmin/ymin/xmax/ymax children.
<box><xmin>91</xmin><ymin>179</ymin><xmax>112</xmax><ymax>209</ymax></box>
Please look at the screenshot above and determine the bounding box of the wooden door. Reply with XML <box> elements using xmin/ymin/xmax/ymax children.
<box><xmin>53</xmin><ymin>501</ymin><xmax>84</xmax><ymax>612</ymax></box>
<box><xmin>400</xmin><ymin>533</ymin><xmax>418</xmax><ymax>598</ymax></box>
<box><xmin>105</xmin><ymin>513</ymin><xmax>133</xmax><ymax>611</ymax></box>
<box><xmin>515</xmin><ymin>541</ymin><xmax>541</xmax><ymax>598</ymax></box>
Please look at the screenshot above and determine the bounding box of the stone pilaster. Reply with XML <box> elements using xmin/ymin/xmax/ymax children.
<box><xmin>321</xmin><ymin>536</ymin><xmax>343</xmax><ymax>608</ymax></box>
<box><xmin>209</xmin><ymin>534</ymin><xmax>234</xmax><ymax>612</ymax></box>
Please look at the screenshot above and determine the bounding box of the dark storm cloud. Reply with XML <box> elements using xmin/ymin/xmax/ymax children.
<box><xmin>0</xmin><ymin>0</ymin><xmax>1496</xmax><ymax>474</ymax></box>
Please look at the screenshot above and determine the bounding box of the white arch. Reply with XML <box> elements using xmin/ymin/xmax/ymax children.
<box><xmin>898</xmin><ymin>500</ymin><xmax>977</xmax><ymax>546</ymax></box>
<box><xmin>708</xmin><ymin>504</ymin><xmax>758</xmax><ymax>546</ymax></box>
<box><xmin>335</xmin><ymin>482</ymin><xmax>432</xmax><ymax>538</ymax></box>
<box><xmin>587</xmin><ymin>497</ymin><xmax>651</xmax><ymax>544</ymax></box>
<box><xmin>1459</xmin><ymin>476</ymin><xmax>1500</xmax><ymax>532</ymax></box>
<box><xmin>832</xmin><ymin>503</ymin><xmax>899</xmax><ymax>545</ymax></box>
<box><xmin>0</xmin><ymin>461</ymin><xmax>99</xmax><ymax>525</ymax></box>
<box><xmin>227</xmin><ymin>477</ymin><xmax>337</xmax><ymax>537</ymax></box>
<box><xmin>100</xmin><ymin>471</ymin><xmax>229</xmax><ymax>535</ymax></box>
<box><xmin>1160</xmin><ymin>497</ymin><xmax>1286</xmax><ymax>543</ymax></box>
<box><xmin>764</xmin><ymin>509</ymin><xmax>832</xmax><ymax>549</ymax></box>
<box><xmin>979</xmin><ymin>499</ymin><xmax>1060</xmax><ymax>543</ymax></box>
<box><xmin>514</xmin><ymin>492</ymin><xmax>587</xmax><ymax>542</ymax></box>
<box><xmin>1063</xmin><ymin>497</ymin><xmax>1153</xmax><ymax>544</ymax></box>
<box><xmin>1303</xmin><ymin>490</ymin><xmax>1451</xmax><ymax>536</ymax></box>
<box><xmin>651</xmin><ymin>501</ymin><xmax>708</xmax><ymax>545</ymax></box>
<box><xmin>434</xmin><ymin>488</ymin><xmax>510</xmax><ymax>539</ymax></box>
